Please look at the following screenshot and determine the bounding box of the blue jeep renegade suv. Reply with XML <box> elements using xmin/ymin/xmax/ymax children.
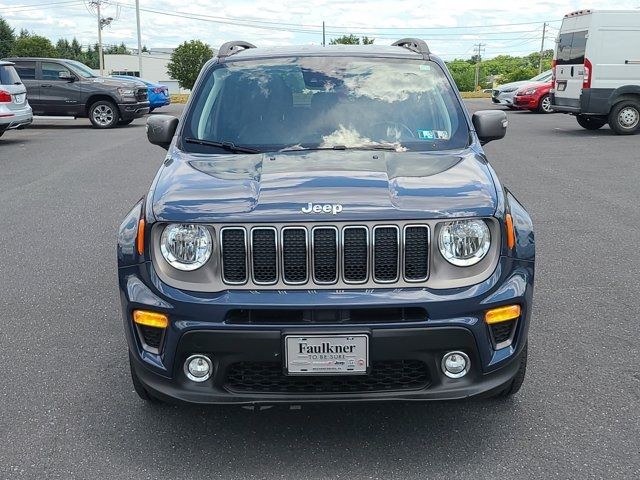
<box><xmin>117</xmin><ymin>39</ymin><xmax>535</xmax><ymax>404</ymax></box>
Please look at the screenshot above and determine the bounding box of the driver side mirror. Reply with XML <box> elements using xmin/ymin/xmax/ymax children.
<box><xmin>147</xmin><ymin>115</ymin><xmax>179</xmax><ymax>149</ymax></box>
<box><xmin>472</xmin><ymin>110</ymin><xmax>508</xmax><ymax>145</ymax></box>
<box><xmin>58</xmin><ymin>71</ymin><xmax>75</xmax><ymax>82</ymax></box>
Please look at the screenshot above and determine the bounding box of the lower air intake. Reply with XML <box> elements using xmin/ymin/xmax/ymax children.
<box><xmin>224</xmin><ymin>360</ymin><xmax>430</xmax><ymax>393</ymax></box>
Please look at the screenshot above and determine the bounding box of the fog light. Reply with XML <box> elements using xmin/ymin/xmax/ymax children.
<box><xmin>442</xmin><ymin>351</ymin><xmax>470</xmax><ymax>379</ymax></box>
<box><xmin>184</xmin><ymin>355</ymin><xmax>213</xmax><ymax>382</ymax></box>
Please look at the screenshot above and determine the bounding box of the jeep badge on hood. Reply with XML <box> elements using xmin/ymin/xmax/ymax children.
<box><xmin>301</xmin><ymin>203</ymin><xmax>343</xmax><ymax>215</ymax></box>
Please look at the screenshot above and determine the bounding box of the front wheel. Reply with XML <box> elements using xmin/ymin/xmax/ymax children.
<box><xmin>608</xmin><ymin>101</ymin><xmax>640</xmax><ymax>135</ymax></box>
<box><xmin>536</xmin><ymin>94</ymin><xmax>553</xmax><ymax>113</ymax></box>
<box><xmin>576</xmin><ymin>115</ymin><xmax>607</xmax><ymax>130</ymax></box>
<box><xmin>89</xmin><ymin>100</ymin><xmax>119</xmax><ymax>129</ymax></box>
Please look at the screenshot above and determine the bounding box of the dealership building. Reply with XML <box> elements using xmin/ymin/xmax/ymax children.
<box><xmin>103</xmin><ymin>48</ymin><xmax>201</xmax><ymax>93</ymax></box>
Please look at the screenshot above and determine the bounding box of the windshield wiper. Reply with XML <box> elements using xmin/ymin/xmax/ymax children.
<box><xmin>184</xmin><ymin>137</ymin><xmax>261</xmax><ymax>154</ymax></box>
<box><xmin>280</xmin><ymin>143</ymin><xmax>404</xmax><ymax>152</ymax></box>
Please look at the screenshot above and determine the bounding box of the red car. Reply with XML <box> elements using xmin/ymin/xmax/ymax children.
<box><xmin>513</xmin><ymin>81</ymin><xmax>553</xmax><ymax>113</ymax></box>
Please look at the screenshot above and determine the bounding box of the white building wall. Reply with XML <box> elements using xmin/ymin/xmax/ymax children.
<box><xmin>103</xmin><ymin>53</ymin><xmax>189</xmax><ymax>94</ymax></box>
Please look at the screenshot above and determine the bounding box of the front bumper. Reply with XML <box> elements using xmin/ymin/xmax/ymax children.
<box><xmin>118</xmin><ymin>101</ymin><xmax>150</xmax><ymax>120</ymax></box>
<box><xmin>120</xmin><ymin>256</ymin><xmax>534</xmax><ymax>404</ymax></box>
<box><xmin>491</xmin><ymin>91</ymin><xmax>516</xmax><ymax>106</ymax></box>
<box><xmin>513</xmin><ymin>95</ymin><xmax>539</xmax><ymax>109</ymax></box>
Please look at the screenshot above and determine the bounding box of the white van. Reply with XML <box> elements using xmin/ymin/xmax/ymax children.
<box><xmin>551</xmin><ymin>9</ymin><xmax>640</xmax><ymax>134</ymax></box>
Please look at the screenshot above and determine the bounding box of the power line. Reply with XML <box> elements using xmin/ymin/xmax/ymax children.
<box><xmin>3</xmin><ymin>0</ymin><xmax>85</xmax><ymax>13</ymax></box>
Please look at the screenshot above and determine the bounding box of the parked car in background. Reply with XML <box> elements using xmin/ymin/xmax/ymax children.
<box><xmin>551</xmin><ymin>9</ymin><xmax>640</xmax><ymax>134</ymax></box>
<box><xmin>492</xmin><ymin>70</ymin><xmax>552</xmax><ymax>108</ymax></box>
<box><xmin>0</xmin><ymin>60</ymin><xmax>32</xmax><ymax>138</ymax></box>
<box><xmin>3</xmin><ymin>57</ymin><xmax>149</xmax><ymax>129</ymax></box>
<box><xmin>513</xmin><ymin>81</ymin><xmax>554</xmax><ymax>113</ymax></box>
<box><xmin>110</xmin><ymin>75</ymin><xmax>171</xmax><ymax>112</ymax></box>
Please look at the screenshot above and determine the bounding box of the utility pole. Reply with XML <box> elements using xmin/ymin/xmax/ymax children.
<box><xmin>474</xmin><ymin>43</ymin><xmax>485</xmax><ymax>90</ymax></box>
<box><xmin>96</xmin><ymin>0</ymin><xmax>103</xmax><ymax>75</ymax></box>
<box><xmin>538</xmin><ymin>22</ymin><xmax>547</xmax><ymax>73</ymax></box>
<box><xmin>89</xmin><ymin>0</ymin><xmax>114</xmax><ymax>76</ymax></box>
<box><xmin>135</xmin><ymin>0</ymin><xmax>143</xmax><ymax>77</ymax></box>
<box><xmin>322</xmin><ymin>21</ymin><xmax>325</xmax><ymax>46</ymax></box>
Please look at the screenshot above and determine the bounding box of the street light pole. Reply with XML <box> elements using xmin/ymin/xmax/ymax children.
<box><xmin>135</xmin><ymin>0</ymin><xmax>143</xmax><ymax>76</ymax></box>
<box><xmin>538</xmin><ymin>22</ymin><xmax>547</xmax><ymax>73</ymax></box>
<box><xmin>97</xmin><ymin>0</ymin><xmax>104</xmax><ymax>75</ymax></box>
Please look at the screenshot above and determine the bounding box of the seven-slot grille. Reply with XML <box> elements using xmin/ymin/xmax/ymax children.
<box><xmin>220</xmin><ymin>224</ymin><xmax>429</xmax><ymax>286</ymax></box>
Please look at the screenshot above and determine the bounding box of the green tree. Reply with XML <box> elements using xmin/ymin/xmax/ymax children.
<box><xmin>70</xmin><ymin>38</ymin><xmax>83</xmax><ymax>59</ymax></box>
<box><xmin>329</xmin><ymin>34</ymin><xmax>374</xmax><ymax>45</ymax></box>
<box><xmin>445</xmin><ymin>61</ymin><xmax>476</xmax><ymax>91</ymax></box>
<box><xmin>11</xmin><ymin>34</ymin><xmax>56</xmax><ymax>57</ymax></box>
<box><xmin>105</xmin><ymin>42</ymin><xmax>129</xmax><ymax>54</ymax></box>
<box><xmin>82</xmin><ymin>44</ymin><xmax>100</xmax><ymax>69</ymax></box>
<box><xmin>55</xmin><ymin>38</ymin><xmax>72</xmax><ymax>58</ymax></box>
<box><xmin>0</xmin><ymin>17</ymin><xmax>15</xmax><ymax>59</ymax></box>
<box><xmin>167</xmin><ymin>40</ymin><xmax>213</xmax><ymax>90</ymax></box>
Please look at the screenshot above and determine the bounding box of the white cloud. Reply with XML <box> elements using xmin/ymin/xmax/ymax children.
<box><xmin>1</xmin><ymin>0</ymin><xmax>637</xmax><ymax>56</ymax></box>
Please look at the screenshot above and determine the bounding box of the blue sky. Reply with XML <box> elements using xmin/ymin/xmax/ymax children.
<box><xmin>3</xmin><ymin>0</ymin><xmax>639</xmax><ymax>59</ymax></box>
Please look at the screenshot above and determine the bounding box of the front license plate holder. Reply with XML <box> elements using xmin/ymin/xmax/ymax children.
<box><xmin>284</xmin><ymin>334</ymin><xmax>369</xmax><ymax>375</ymax></box>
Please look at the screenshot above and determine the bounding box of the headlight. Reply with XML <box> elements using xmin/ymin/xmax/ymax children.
<box><xmin>117</xmin><ymin>87</ymin><xmax>136</xmax><ymax>97</ymax></box>
<box><xmin>521</xmin><ymin>88</ymin><xmax>537</xmax><ymax>95</ymax></box>
<box><xmin>439</xmin><ymin>220</ymin><xmax>491</xmax><ymax>267</ymax></box>
<box><xmin>160</xmin><ymin>224</ymin><xmax>212</xmax><ymax>271</ymax></box>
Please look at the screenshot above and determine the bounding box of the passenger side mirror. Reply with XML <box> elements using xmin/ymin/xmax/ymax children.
<box><xmin>147</xmin><ymin>115</ymin><xmax>179</xmax><ymax>149</ymax></box>
<box><xmin>472</xmin><ymin>110</ymin><xmax>508</xmax><ymax>145</ymax></box>
<box><xmin>58</xmin><ymin>71</ymin><xmax>75</xmax><ymax>82</ymax></box>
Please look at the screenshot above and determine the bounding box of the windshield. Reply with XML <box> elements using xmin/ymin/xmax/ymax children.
<box><xmin>182</xmin><ymin>56</ymin><xmax>469</xmax><ymax>153</ymax></box>
<box><xmin>66</xmin><ymin>60</ymin><xmax>97</xmax><ymax>78</ymax></box>
<box><xmin>0</xmin><ymin>65</ymin><xmax>21</xmax><ymax>85</ymax></box>
<box><xmin>530</xmin><ymin>70</ymin><xmax>552</xmax><ymax>82</ymax></box>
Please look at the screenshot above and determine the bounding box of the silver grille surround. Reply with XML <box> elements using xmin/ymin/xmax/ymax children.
<box><xmin>150</xmin><ymin>218</ymin><xmax>501</xmax><ymax>292</ymax></box>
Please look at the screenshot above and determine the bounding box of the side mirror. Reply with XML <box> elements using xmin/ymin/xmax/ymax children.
<box><xmin>146</xmin><ymin>115</ymin><xmax>179</xmax><ymax>149</ymax></box>
<box><xmin>472</xmin><ymin>110</ymin><xmax>508</xmax><ymax>145</ymax></box>
<box><xmin>58</xmin><ymin>71</ymin><xmax>75</xmax><ymax>82</ymax></box>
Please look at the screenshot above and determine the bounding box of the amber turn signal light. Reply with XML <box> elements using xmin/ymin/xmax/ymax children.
<box><xmin>133</xmin><ymin>310</ymin><xmax>169</xmax><ymax>329</ymax></box>
<box><xmin>485</xmin><ymin>305</ymin><xmax>521</xmax><ymax>324</ymax></box>
<box><xmin>505</xmin><ymin>214</ymin><xmax>515</xmax><ymax>250</ymax></box>
<box><xmin>136</xmin><ymin>218</ymin><xmax>145</xmax><ymax>255</ymax></box>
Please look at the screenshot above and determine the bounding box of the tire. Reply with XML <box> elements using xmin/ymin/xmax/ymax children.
<box><xmin>129</xmin><ymin>354</ymin><xmax>162</xmax><ymax>404</ymax></box>
<box><xmin>536</xmin><ymin>94</ymin><xmax>553</xmax><ymax>114</ymax></box>
<box><xmin>576</xmin><ymin>115</ymin><xmax>607</xmax><ymax>130</ymax></box>
<box><xmin>608</xmin><ymin>100</ymin><xmax>640</xmax><ymax>135</ymax></box>
<box><xmin>118</xmin><ymin>118</ymin><xmax>134</xmax><ymax>126</ymax></box>
<box><xmin>493</xmin><ymin>343</ymin><xmax>527</xmax><ymax>398</ymax></box>
<box><xmin>88</xmin><ymin>99</ymin><xmax>119</xmax><ymax>129</ymax></box>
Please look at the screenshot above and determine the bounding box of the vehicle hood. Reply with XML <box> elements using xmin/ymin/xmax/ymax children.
<box><xmin>515</xmin><ymin>81</ymin><xmax>552</xmax><ymax>93</ymax></box>
<box><xmin>151</xmin><ymin>148</ymin><xmax>498</xmax><ymax>223</ymax></box>
<box><xmin>496</xmin><ymin>80</ymin><xmax>531</xmax><ymax>92</ymax></box>
<box><xmin>89</xmin><ymin>77</ymin><xmax>143</xmax><ymax>88</ymax></box>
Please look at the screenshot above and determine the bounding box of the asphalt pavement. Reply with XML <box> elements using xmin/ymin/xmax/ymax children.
<box><xmin>0</xmin><ymin>101</ymin><xmax>639</xmax><ymax>479</ymax></box>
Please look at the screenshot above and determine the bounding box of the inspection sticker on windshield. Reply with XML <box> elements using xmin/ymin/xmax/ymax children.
<box><xmin>417</xmin><ymin>129</ymin><xmax>435</xmax><ymax>140</ymax></box>
<box><xmin>435</xmin><ymin>130</ymin><xmax>450</xmax><ymax>140</ymax></box>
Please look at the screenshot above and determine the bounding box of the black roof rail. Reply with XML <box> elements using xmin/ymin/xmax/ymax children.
<box><xmin>217</xmin><ymin>41</ymin><xmax>257</xmax><ymax>60</ymax></box>
<box><xmin>391</xmin><ymin>38</ymin><xmax>430</xmax><ymax>59</ymax></box>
